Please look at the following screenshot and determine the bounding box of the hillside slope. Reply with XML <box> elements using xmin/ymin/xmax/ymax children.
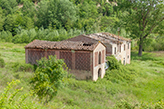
<box><xmin>0</xmin><ymin>42</ymin><xmax>164</xmax><ymax>108</ymax></box>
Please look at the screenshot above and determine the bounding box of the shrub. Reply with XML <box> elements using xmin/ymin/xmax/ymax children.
<box><xmin>0</xmin><ymin>31</ymin><xmax>13</xmax><ymax>42</ymax></box>
<box><xmin>0</xmin><ymin>58</ymin><xmax>5</xmax><ymax>68</ymax></box>
<box><xmin>106</xmin><ymin>55</ymin><xmax>121</xmax><ymax>70</ymax></box>
<box><xmin>105</xmin><ymin>56</ymin><xmax>138</xmax><ymax>83</ymax></box>
<box><xmin>12</xmin><ymin>62</ymin><xmax>34</xmax><ymax>72</ymax></box>
<box><xmin>30</xmin><ymin>55</ymin><xmax>68</xmax><ymax>104</ymax></box>
<box><xmin>0</xmin><ymin>80</ymin><xmax>37</xmax><ymax>109</ymax></box>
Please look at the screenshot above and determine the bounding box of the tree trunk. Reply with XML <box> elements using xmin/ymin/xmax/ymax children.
<box><xmin>138</xmin><ymin>41</ymin><xmax>143</xmax><ymax>56</ymax></box>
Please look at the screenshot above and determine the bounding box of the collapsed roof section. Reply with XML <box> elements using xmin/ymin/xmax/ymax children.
<box><xmin>86</xmin><ymin>32</ymin><xmax>131</xmax><ymax>44</ymax></box>
<box><xmin>24</xmin><ymin>39</ymin><xmax>103</xmax><ymax>51</ymax></box>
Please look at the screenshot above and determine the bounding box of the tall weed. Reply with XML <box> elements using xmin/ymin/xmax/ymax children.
<box><xmin>0</xmin><ymin>58</ymin><xmax>5</xmax><ymax>68</ymax></box>
<box><xmin>12</xmin><ymin>62</ymin><xmax>34</xmax><ymax>72</ymax></box>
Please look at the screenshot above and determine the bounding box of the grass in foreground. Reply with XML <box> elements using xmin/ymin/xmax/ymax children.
<box><xmin>0</xmin><ymin>42</ymin><xmax>164</xmax><ymax>108</ymax></box>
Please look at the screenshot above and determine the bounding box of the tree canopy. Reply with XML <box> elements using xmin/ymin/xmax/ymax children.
<box><xmin>121</xmin><ymin>0</ymin><xmax>164</xmax><ymax>56</ymax></box>
<box><xmin>0</xmin><ymin>0</ymin><xmax>164</xmax><ymax>55</ymax></box>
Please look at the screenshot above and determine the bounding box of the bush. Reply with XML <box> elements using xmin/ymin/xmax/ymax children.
<box><xmin>106</xmin><ymin>55</ymin><xmax>121</xmax><ymax>70</ymax></box>
<box><xmin>0</xmin><ymin>80</ymin><xmax>37</xmax><ymax>108</ymax></box>
<box><xmin>0</xmin><ymin>58</ymin><xmax>5</xmax><ymax>68</ymax></box>
<box><xmin>0</xmin><ymin>31</ymin><xmax>13</xmax><ymax>42</ymax></box>
<box><xmin>12</xmin><ymin>62</ymin><xmax>34</xmax><ymax>72</ymax></box>
<box><xmin>30</xmin><ymin>55</ymin><xmax>68</xmax><ymax>104</ymax></box>
<box><xmin>105</xmin><ymin>56</ymin><xmax>138</xmax><ymax>83</ymax></box>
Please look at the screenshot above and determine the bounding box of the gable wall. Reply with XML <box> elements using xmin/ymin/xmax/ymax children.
<box><xmin>93</xmin><ymin>43</ymin><xmax>106</xmax><ymax>81</ymax></box>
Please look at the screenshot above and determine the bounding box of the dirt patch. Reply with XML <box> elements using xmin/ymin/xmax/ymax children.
<box><xmin>151</xmin><ymin>51</ymin><xmax>164</xmax><ymax>57</ymax></box>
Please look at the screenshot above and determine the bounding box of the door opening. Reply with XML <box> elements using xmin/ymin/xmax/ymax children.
<box><xmin>98</xmin><ymin>68</ymin><xmax>101</xmax><ymax>78</ymax></box>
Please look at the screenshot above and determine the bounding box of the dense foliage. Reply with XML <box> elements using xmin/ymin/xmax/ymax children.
<box><xmin>105</xmin><ymin>56</ymin><xmax>139</xmax><ymax>83</ymax></box>
<box><xmin>0</xmin><ymin>80</ymin><xmax>34</xmax><ymax>108</ymax></box>
<box><xmin>0</xmin><ymin>0</ymin><xmax>163</xmax><ymax>53</ymax></box>
<box><xmin>0</xmin><ymin>42</ymin><xmax>164</xmax><ymax>108</ymax></box>
<box><xmin>30</xmin><ymin>55</ymin><xmax>68</xmax><ymax>103</ymax></box>
<box><xmin>119</xmin><ymin>0</ymin><xmax>164</xmax><ymax>56</ymax></box>
<box><xmin>0</xmin><ymin>0</ymin><xmax>132</xmax><ymax>42</ymax></box>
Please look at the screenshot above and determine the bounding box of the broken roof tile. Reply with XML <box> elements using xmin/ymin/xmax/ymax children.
<box><xmin>24</xmin><ymin>40</ymin><xmax>100</xmax><ymax>51</ymax></box>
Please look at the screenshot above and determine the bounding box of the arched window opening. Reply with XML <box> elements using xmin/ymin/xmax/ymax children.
<box><xmin>99</xmin><ymin>52</ymin><xmax>101</xmax><ymax>64</ymax></box>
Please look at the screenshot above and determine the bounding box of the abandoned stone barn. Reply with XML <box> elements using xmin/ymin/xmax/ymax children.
<box><xmin>25</xmin><ymin>40</ymin><xmax>106</xmax><ymax>81</ymax></box>
<box><xmin>66</xmin><ymin>32</ymin><xmax>131</xmax><ymax>65</ymax></box>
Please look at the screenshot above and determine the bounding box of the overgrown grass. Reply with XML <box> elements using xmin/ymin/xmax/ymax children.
<box><xmin>0</xmin><ymin>42</ymin><xmax>163</xmax><ymax>108</ymax></box>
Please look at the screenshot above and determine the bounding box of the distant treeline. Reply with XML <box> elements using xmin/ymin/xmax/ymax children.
<box><xmin>0</xmin><ymin>0</ymin><xmax>121</xmax><ymax>36</ymax></box>
<box><xmin>0</xmin><ymin>0</ymin><xmax>163</xmax><ymax>51</ymax></box>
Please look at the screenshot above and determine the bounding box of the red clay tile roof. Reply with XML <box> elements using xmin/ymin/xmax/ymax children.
<box><xmin>24</xmin><ymin>40</ymin><xmax>101</xmax><ymax>51</ymax></box>
<box><xmin>66</xmin><ymin>32</ymin><xmax>131</xmax><ymax>45</ymax></box>
<box><xmin>101</xmin><ymin>32</ymin><xmax>131</xmax><ymax>41</ymax></box>
<box><xmin>66</xmin><ymin>34</ymin><xmax>122</xmax><ymax>44</ymax></box>
<box><xmin>87</xmin><ymin>32</ymin><xmax>131</xmax><ymax>42</ymax></box>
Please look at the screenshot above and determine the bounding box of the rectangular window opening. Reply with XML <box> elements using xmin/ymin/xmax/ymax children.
<box><xmin>114</xmin><ymin>47</ymin><xmax>116</xmax><ymax>54</ymax></box>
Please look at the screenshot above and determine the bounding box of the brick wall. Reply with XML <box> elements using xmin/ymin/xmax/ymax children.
<box><xmin>26</xmin><ymin>48</ymin><xmax>93</xmax><ymax>79</ymax></box>
<box><xmin>75</xmin><ymin>52</ymin><xmax>91</xmax><ymax>71</ymax></box>
<box><xmin>60</xmin><ymin>51</ymin><xmax>72</xmax><ymax>69</ymax></box>
<box><xmin>47</xmin><ymin>50</ymin><xmax>56</xmax><ymax>58</ymax></box>
<box><xmin>28</xmin><ymin>49</ymin><xmax>45</xmax><ymax>65</ymax></box>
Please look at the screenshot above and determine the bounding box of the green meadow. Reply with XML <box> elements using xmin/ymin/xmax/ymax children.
<box><xmin>0</xmin><ymin>42</ymin><xmax>164</xmax><ymax>109</ymax></box>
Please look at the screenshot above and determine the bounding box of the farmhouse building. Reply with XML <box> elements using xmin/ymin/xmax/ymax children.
<box><xmin>25</xmin><ymin>40</ymin><xmax>106</xmax><ymax>81</ymax></box>
<box><xmin>66</xmin><ymin>32</ymin><xmax>131</xmax><ymax>65</ymax></box>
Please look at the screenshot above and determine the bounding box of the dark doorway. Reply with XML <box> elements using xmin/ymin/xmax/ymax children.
<box><xmin>98</xmin><ymin>68</ymin><xmax>101</xmax><ymax>78</ymax></box>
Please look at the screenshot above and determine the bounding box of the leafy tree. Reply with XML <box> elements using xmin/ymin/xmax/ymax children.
<box><xmin>36</xmin><ymin>0</ymin><xmax>78</xmax><ymax>29</ymax></box>
<box><xmin>4</xmin><ymin>14</ymin><xmax>17</xmax><ymax>34</ymax></box>
<box><xmin>21</xmin><ymin>1</ymin><xmax>35</xmax><ymax>18</ymax></box>
<box><xmin>0</xmin><ymin>31</ymin><xmax>13</xmax><ymax>42</ymax></box>
<box><xmin>121</xmin><ymin>0</ymin><xmax>164</xmax><ymax>56</ymax></box>
<box><xmin>0</xmin><ymin>0</ymin><xmax>18</xmax><ymax>15</ymax></box>
<box><xmin>4</xmin><ymin>13</ymin><xmax>34</xmax><ymax>35</ymax></box>
<box><xmin>30</xmin><ymin>55</ymin><xmax>68</xmax><ymax>104</ymax></box>
<box><xmin>78</xmin><ymin>1</ymin><xmax>98</xmax><ymax>19</ymax></box>
<box><xmin>100</xmin><ymin>16</ymin><xmax>119</xmax><ymax>30</ymax></box>
<box><xmin>0</xmin><ymin>7</ymin><xmax>4</xmax><ymax>31</ymax></box>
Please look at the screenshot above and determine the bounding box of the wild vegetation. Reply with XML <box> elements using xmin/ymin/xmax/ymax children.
<box><xmin>0</xmin><ymin>0</ymin><xmax>163</xmax><ymax>55</ymax></box>
<box><xmin>0</xmin><ymin>41</ymin><xmax>164</xmax><ymax>108</ymax></box>
<box><xmin>0</xmin><ymin>0</ymin><xmax>164</xmax><ymax>108</ymax></box>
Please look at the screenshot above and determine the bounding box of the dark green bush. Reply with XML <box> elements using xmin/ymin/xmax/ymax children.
<box><xmin>105</xmin><ymin>56</ymin><xmax>138</xmax><ymax>83</ymax></box>
<box><xmin>106</xmin><ymin>55</ymin><xmax>121</xmax><ymax>70</ymax></box>
<box><xmin>12</xmin><ymin>62</ymin><xmax>34</xmax><ymax>72</ymax></box>
<box><xmin>0</xmin><ymin>58</ymin><xmax>5</xmax><ymax>68</ymax></box>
